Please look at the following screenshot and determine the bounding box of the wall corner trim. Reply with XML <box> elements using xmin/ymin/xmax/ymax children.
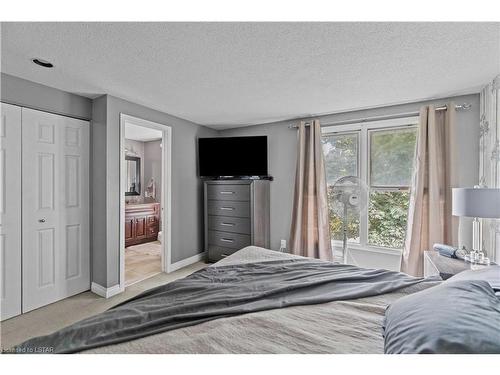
<box><xmin>91</xmin><ymin>282</ymin><xmax>123</xmax><ymax>299</ymax></box>
<box><xmin>168</xmin><ymin>252</ymin><xmax>206</xmax><ymax>273</ymax></box>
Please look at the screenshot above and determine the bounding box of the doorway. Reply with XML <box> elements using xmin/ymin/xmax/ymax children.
<box><xmin>119</xmin><ymin>114</ymin><xmax>172</xmax><ymax>289</ymax></box>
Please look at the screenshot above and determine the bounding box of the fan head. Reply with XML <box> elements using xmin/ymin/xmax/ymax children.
<box><xmin>331</xmin><ymin>176</ymin><xmax>368</xmax><ymax>216</ymax></box>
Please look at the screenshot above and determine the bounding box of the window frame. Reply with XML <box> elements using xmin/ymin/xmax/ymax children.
<box><xmin>322</xmin><ymin>116</ymin><xmax>418</xmax><ymax>255</ymax></box>
<box><xmin>322</xmin><ymin>131</ymin><xmax>362</xmax><ymax>244</ymax></box>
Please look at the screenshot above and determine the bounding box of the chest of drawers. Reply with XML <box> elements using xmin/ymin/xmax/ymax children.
<box><xmin>204</xmin><ymin>180</ymin><xmax>270</xmax><ymax>262</ymax></box>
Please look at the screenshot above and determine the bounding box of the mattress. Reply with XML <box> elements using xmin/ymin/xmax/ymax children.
<box><xmin>83</xmin><ymin>246</ymin><xmax>439</xmax><ymax>354</ymax></box>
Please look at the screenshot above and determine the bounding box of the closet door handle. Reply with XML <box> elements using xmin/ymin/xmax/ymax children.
<box><xmin>220</xmin><ymin>222</ymin><xmax>235</xmax><ymax>227</ymax></box>
<box><xmin>220</xmin><ymin>238</ymin><xmax>234</xmax><ymax>243</ymax></box>
<box><xmin>38</xmin><ymin>218</ymin><xmax>46</xmax><ymax>223</ymax></box>
<box><xmin>220</xmin><ymin>207</ymin><xmax>234</xmax><ymax>211</ymax></box>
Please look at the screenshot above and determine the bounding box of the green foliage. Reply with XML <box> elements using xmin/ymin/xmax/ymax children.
<box><xmin>322</xmin><ymin>133</ymin><xmax>358</xmax><ymax>185</ymax></box>
<box><xmin>368</xmin><ymin>191</ymin><xmax>410</xmax><ymax>248</ymax></box>
<box><xmin>370</xmin><ymin>129</ymin><xmax>417</xmax><ymax>186</ymax></box>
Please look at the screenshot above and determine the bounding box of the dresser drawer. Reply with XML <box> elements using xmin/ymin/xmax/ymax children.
<box><xmin>208</xmin><ymin>215</ymin><xmax>251</xmax><ymax>234</ymax></box>
<box><xmin>208</xmin><ymin>230</ymin><xmax>251</xmax><ymax>249</ymax></box>
<box><xmin>146</xmin><ymin>226</ymin><xmax>157</xmax><ymax>237</ymax></box>
<box><xmin>207</xmin><ymin>200</ymin><xmax>250</xmax><ymax>218</ymax></box>
<box><xmin>207</xmin><ymin>245</ymin><xmax>240</xmax><ymax>263</ymax></box>
<box><xmin>207</xmin><ymin>184</ymin><xmax>250</xmax><ymax>201</ymax></box>
<box><xmin>147</xmin><ymin>216</ymin><xmax>158</xmax><ymax>228</ymax></box>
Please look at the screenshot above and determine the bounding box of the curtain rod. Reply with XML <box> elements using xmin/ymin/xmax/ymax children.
<box><xmin>287</xmin><ymin>103</ymin><xmax>472</xmax><ymax>129</ymax></box>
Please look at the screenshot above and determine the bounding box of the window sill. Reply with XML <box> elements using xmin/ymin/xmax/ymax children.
<box><xmin>331</xmin><ymin>242</ymin><xmax>403</xmax><ymax>256</ymax></box>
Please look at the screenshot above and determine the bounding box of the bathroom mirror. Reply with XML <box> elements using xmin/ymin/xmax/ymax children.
<box><xmin>125</xmin><ymin>155</ymin><xmax>141</xmax><ymax>196</ymax></box>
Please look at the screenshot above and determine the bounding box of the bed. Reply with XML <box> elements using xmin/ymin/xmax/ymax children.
<box><xmin>14</xmin><ymin>246</ymin><xmax>450</xmax><ymax>354</ymax></box>
<box><xmin>84</xmin><ymin>248</ymin><xmax>440</xmax><ymax>354</ymax></box>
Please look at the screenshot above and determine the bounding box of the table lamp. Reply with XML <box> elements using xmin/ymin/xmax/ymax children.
<box><xmin>452</xmin><ymin>187</ymin><xmax>500</xmax><ymax>265</ymax></box>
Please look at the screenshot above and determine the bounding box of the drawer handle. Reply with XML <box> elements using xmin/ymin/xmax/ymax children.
<box><xmin>220</xmin><ymin>191</ymin><xmax>235</xmax><ymax>195</ymax></box>
<box><xmin>220</xmin><ymin>207</ymin><xmax>235</xmax><ymax>211</ymax></box>
<box><xmin>220</xmin><ymin>253</ymin><xmax>230</xmax><ymax>258</ymax></box>
<box><xmin>220</xmin><ymin>238</ymin><xmax>234</xmax><ymax>243</ymax></box>
<box><xmin>220</xmin><ymin>222</ymin><xmax>235</xmax><ymax>227</ymax></box>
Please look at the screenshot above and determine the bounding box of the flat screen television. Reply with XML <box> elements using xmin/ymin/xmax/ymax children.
<box><xmin>198</xmin><ymin>136</ymin><xmax>268</xmax><ymax>178</ymax></box>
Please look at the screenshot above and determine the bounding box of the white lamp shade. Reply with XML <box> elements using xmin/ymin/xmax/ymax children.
<box><xmin>452</xmin><ymin>188</ymin><xmax>500</xmax><ymax>218</ymax></box>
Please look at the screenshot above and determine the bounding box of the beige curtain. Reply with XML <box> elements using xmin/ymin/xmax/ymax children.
<box><xmin>289</xmin><ymin>120</ymin><xmax>332</xmax><ymax>260</ymax></box>
<box><xmin>401</xmin><ymin>104</ymin><xmax>459</xmax><ymax>276</ymax></box>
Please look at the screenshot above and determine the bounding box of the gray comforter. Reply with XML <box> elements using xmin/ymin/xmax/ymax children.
<box><xmin>14</xmin><ymin>251</ymin><xmax>438</xmax><ymax>354</ymax></box>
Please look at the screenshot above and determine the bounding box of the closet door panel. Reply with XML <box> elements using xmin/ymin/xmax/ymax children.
<box><xmin>0</xmin><ymin>103</ymin><xmax>22</xmax><ymax>321</ymax></box>
<box><xmin>22</xmin><ymin>108</ymin><xmax>90</xmax><ymax>313</ymax></box>
<box><xmin>61</xmin><ymin>118</ymin><xmax>89</xmax><ymax>291</ymax></box>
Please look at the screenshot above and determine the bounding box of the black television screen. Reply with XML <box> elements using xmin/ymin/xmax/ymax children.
<box><xmin>198</xmin><ymin>136</ymin><xmax>268</xmax><ymax>178</ymax></box>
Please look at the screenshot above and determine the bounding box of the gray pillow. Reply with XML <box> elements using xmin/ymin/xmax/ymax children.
<box><xmin>447</xmin><ymin>265</ymin><xmax>500</xmax><ymax>293</ymax></box>
<box><xmin>383</xmin><ymin>280</ymin><xmax>500</xmax><ymax>353</ymax></box>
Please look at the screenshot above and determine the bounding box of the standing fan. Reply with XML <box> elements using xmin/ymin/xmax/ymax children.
<box><xmin>331</xmin><ymin>176</ymin><xmax>368</xmax><ymax>263</ymax></box>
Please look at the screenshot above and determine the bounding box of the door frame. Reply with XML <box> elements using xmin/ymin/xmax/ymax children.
<box><xmin>119</xmin><ymin>114</ymin><xmax>172</xmax><ymax>291</ymax></box>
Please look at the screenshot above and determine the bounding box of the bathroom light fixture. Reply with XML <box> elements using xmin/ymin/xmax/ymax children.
<box><xmin>32</xmin><ymin>58</ymin><xmax>54</xmax><ymax>68</ymax></box>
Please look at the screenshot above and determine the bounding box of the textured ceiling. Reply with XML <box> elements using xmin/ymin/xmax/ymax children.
<box><xmin>1</xmin><ymin>22</ymin><xmax>499</xmax><ymax>129</ymax></box>
<box><xmin>125</xmin><ymin>123</ymin><xmax>162</xmax><ymax>142</ymax></box>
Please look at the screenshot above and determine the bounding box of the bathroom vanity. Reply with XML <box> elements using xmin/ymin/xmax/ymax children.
<box><xmin>125</xmin><ymin>202</ymin><xmax>161</xmax><ymax>247</ymax></box>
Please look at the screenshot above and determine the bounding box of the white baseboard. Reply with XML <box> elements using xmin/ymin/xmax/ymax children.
<box><xmin>168</xmin><ymin>252</ymin><xmax>205</xmax><ymax>273</ymax></box>
<box><xmin>92</xmin><ymin>253</ymin><xmax>205</xmax><ymax>296</ymax></box>
<box><xmin>91</xmin><ymin>282</ymin><xmax>123</xmax><ymax>298</ymax></box>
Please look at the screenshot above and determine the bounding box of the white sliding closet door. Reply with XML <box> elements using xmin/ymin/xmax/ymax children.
<box><xmin>0</xmin><ymin>103</ymin><xmax>22</xmax><ymax>321</ymax></box>
<box><xmin>22</xmin><ymin>108</ymin><xmax>90</xmax><ymax>312</ymax></box>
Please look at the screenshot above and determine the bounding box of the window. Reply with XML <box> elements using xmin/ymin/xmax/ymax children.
<box><xmin>323</xmin><ymin>132</ymin><xmax>360</xmax><ymax>243</ymax></box>
<box><xmin>322</xmin><ymin>118</ymin><xmax>418</xmax><ymax>253</ymax></box>
<box><xmin>368</xmin><ymin>127</ymin><xmax>417</xmax><ymax>248</ymax></box>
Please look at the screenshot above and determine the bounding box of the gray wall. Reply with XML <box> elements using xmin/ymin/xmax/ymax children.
<box><xmin>91</xmin><ymin>96</ymin><xmax>108</xmax><ymax>287</ymax></box>
<box><xmin>1</xmin><ymin>73</ymin><xmax>217</xmax><ymax>288</ymax></box>
<box><xmin>123</xmin><ymin>139</ymin><xmax>162</xmax><ymax>205</ymax></box>
<box><xmin>144</xmin><ymin>140</ymin><xmax>163</xmax><ymax>206</ymax></box>
<box><xmin>3</xmin><ymin>72</ymin><xmax>480</xmax><ymax>284</ymax></box>
<box><xmin>93</xmin><ymin>95</ymin><xmax>217</xmax><ymax>287</ymax></box>
<box><xmin>123</xmin><ymin>139</ymin><xmax>145</xmax><ymax>203</ymax></box>
<box><xmin>219</xmin><ymin>93</ymin><xmax>480</xmax><ymax>252</ymax></box>
<box><xmin>1</xmin><ymin>73</ymin><xmax>92</xmax><ymax>119</ymax></box>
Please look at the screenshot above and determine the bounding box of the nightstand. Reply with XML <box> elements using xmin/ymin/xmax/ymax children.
<box><xmin>423</xmin><ymin>250</ymin><xmax>472</xmax><ymax>280</ymax></box>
